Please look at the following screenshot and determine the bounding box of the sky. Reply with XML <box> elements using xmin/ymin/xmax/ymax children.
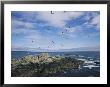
<box><xmin>11</xmin><ymin>11</ymin><xmax>100</xmax><ymax>51</ymax></box>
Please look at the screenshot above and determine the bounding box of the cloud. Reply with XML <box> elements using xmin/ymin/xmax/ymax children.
<box><xmin>83</xmin><ymin>12</ymin><xmax>100</xmax><ymax>30</ymax></box>
<box><xmin>37</xmin><ymin>11</ymin><xmax>84</xmax><ymax>28</ymax></box>
<box><xmin>12</xmin><ymin>19</ymin><xmax>35</xmax><ymax>29</ymax></box>
<box><xmin>66</xmin><ymin>26</ymin><xmax>81</xmax><ymax>33</ymax></box>
<box><xmin>11</xmin><ymin>17</ymin><xmax>40</xmax><ymax>35</ymax></box>
<box><xmin>90</xmin><ymin>15</ymin><xmax>100</xmax><ymax>29</ymax></box>
<box><xmin>12</xmin><ymin>27</ymin><xmax>37</xmax><ymax>35</ymax></box>
<box><xmin>11</xmin><ymin>15</ymin><xmax>54</xmax><ymax>49</ymax></box>
<box><xmin>11</xmin><ymin>11</ymin><xmax>100</xmax><ymax>51</ymax></box>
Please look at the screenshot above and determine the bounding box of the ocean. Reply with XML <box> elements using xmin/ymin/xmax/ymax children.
<box><xmin>11</xmin><ymin>51</ymin><xmax>100</xmax><ymax>59</ymax></box>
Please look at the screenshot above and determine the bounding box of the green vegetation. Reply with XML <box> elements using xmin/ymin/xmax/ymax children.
<box><xmin>11</xmin><ymin>53</ymin><xmax>84</xmax><ymax>77</ymax></box>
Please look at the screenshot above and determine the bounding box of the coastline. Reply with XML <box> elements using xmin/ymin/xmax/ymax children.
<box><xmin>11</xmin><ymin>53</ymin><xmax>84</xmax><ymax>77</ymax></box>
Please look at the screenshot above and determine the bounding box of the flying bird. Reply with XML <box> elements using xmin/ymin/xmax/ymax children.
<box><xmin>48</xmin><ymin>46</ymin><xmax>50</xmax><ymax>48</ymax></box>
<box><xmin>51</xmin><ymin>11</ymin><xmax>54</xmax><ymax>14</ymax></box>
<box><xmin>52</xmin><ymin>41</ymin><xmax>55</xmax><ymax>43</ymax></box>
<box><xmin>65</xmin><ymin>29</ymin><xmax>69</xmax><ymax>32</ymax></box>
<box><xmin>61</xmin><ymin>32</ymin><xmax>64</xmax><ymax>35</ymax></box>
<box><xmin>68</xmin><ymin>26</ymin><xmax>71</xmax><ymax>28</ymax></box>
<box><xmin>32</xmin><ymin>40</ymin><xmax>34</xmax><ymax>43</ymax></box>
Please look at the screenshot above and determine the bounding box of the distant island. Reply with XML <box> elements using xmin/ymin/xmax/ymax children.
<box><xmin>11</xmin><ymin>52</ymin><xmax>84</xmax><ymax>77</ymax></box>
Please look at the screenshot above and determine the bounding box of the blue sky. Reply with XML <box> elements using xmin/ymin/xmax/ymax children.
<box><xmin>11</xmin><ymin>11</ymin><xmax>100</xmax><ymax>51</ymax></box>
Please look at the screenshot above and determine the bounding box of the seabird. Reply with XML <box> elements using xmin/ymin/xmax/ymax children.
<box><xmin>32</xmin><ymin>40</ymin><xmax>34</xmax><ymax>43</ymax></box>
<box><xmin>51</xmin><ymin>11</ymin><xmax>54</xmax><ymax>14</ymax></box>
<box><xmin>52</xmin><ymin>41</ymin><xmax>55</xmax><ymax>43</ymax></box>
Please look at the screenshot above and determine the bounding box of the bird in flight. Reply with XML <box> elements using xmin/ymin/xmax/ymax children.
<box><xmin>68</xmin><ymin>26</ymin><xmax>71</xmax><ymax>28</ymax></box>
<box><xmin>64</xmin><ymin>11</ymin><xmax>67</xmax><ymax>13</ymax></box>
<box><xmin>61</xmin><ymin>32</ymin><xmax>64</xmax><ymax>35</ymax></box>
<box><xmin>52</xmin><ymin>41</ymin><xmax>55</xmax><ymax>43</ymax></box>
<box><xmin>51</xmin><ymin>11</ymin><xmax>54</xmax><ymax>14</ymax></box>
<box><xmin>32</xmin><ymin>40</ymin><xmax>34</xmax><ymax>43</ymax></box>
<box><xmin>65</xmin><ymin>29</ymin><xmax>68</xmax><ymax>32</ymax></box>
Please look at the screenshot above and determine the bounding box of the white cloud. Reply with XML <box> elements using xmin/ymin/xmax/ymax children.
<box><xmin>12</xmin><ymin>27</ymin><xmax>37</xmax><ymax>35</ymax></box>
<box><xmin>12</xmin><ymin>18</ymin><xmax>38</xmax><ymax>35</ymax></box>
<box><xmin>83</xmin><ymin>13</ymin><xmax>100</xmax><ymax>30</ymax></box>
<box><xmin>37</xmin><ymin>11</ymin><xmax>84</xmax><ymax>28</ymax></box>
<box><xmin>66</xmin><ymin>27</ymin><xmax>77</xmax><ymax>33</ymax></box>
<box><xmin>12</xmin><ymin>19</ymin><xmax>34</xmax><ymax>29</ymax></box>
<box><xmin>11</xmin><ymin>11</ymin><xmax>100</xmax><ymax>50</ymax></box>
<box><xmin>90</xmin><ymin>15</ymin><xmax>100</xmax><ymax>29</ymax></box>
<box><xmin>23</xmin><ymin>30</ymin><xmax>54</xmax><ymax>48</ymax></box>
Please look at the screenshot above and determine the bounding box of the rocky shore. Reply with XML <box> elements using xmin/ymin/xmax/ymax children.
<box><xmin>11</xmin><ymin>53</ymin><xmax>84</xmax><ymax>77</ymax></box>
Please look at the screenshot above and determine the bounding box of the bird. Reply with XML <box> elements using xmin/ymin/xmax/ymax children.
<box><xmin>68</xmin><ymin>26</ymin><xmax>71</xmax><ymax>28</ymax></box>
<box><xmin>32</xmin><ymin>40</ymin><xmax>34</xmax><ymax>43</ymax></box>
<box><xmin>48</xmin><ymin>46</ymin><xmax>50</xmax><ymax>48</ymax></box>
<box><xmin>65</xmin><ymin>29</ymin><xmax>68</xmax><ymax>32</ymax></box>
<box><xmin>61</xmin><ymin>32</ymin><xmax>65</xmax><ymax>38</ymax></box>
<box><xmin>61</xmin><ymin>32</ymin><xmax>64</xmax><ymax>35</ymax></box>
<box><xmin>51</xmin><ymin>11</ymin><xmax>54</xmax><ymax>14</ymax></box>
<box><xmin>52</xmin><ymin>41</ymin><xmax>55</xmax><ymax>43</ymax></box>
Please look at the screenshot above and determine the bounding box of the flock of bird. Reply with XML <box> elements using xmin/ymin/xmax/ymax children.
<box><xmin>29</xmin><ymin>11</ymin><xmax>72</xmax><ymax>49</ymax></box>
<box><xmin>19</xmin><ymin>11</ymin><xmax>91</xmax><ymax>49</ymax></box>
